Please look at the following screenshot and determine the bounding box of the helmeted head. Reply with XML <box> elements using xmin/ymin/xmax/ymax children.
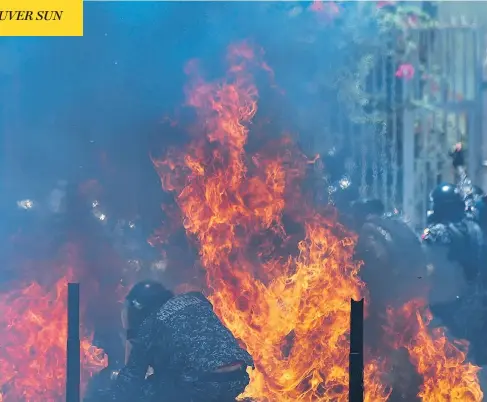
<box><xmin>428</xmin><ymin>183</ymin><xmax>465</xmax><ymax>223</ymax></box>
<box><xmin>350</xmin><ymin>198</ymin><xmax>385</xmax><ymax>230</ymax></box>
<box><xmin>122</xmin><ymin>280</ymin><xmax>174</xmax><ymax>342</ymax></box>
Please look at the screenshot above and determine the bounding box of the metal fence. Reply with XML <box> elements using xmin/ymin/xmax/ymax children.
<box><xmin>338</xmin><ymin>22</ymin><xmax>485</xmax><ymax>230</ymax></box>
<box><xmin>402</xmin><ymin>24</ymin><xmax>484</xmax><ymax>229</ymax></box>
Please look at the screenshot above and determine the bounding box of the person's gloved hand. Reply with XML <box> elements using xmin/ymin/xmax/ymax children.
<box><xmin>449</xmin><ymin>142</ymin><xmax>465</xmax><ymax>168</ymax></box>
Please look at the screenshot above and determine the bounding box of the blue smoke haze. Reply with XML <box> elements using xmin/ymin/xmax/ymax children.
<box><xmin>1</xmin><ymin>1</ymin><xmax>378</xmax><ymax>232</ymax></box>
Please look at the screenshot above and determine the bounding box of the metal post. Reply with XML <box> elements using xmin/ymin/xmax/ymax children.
<box><xmin>349</xmin><ymin>298</ymin><xmax>364</xmax><ymax>402</ymax></box>
<box><xmin>402</xmin><ymin>73</ymin><xmax>417</xmax><ymax>227</ymax></box>
<box><xmin>66</xmin><ymin>283</ymin><xmax>80</xmax><ymax>402</ymax></box>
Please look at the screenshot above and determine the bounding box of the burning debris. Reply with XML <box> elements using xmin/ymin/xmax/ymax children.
<box><xmin>0</xmin><ymin>274</ymin><xmax>107</xmax><ymax>401</ymax></box>
<box><xmin>385</xmin><ymin>300</ymin><xmax>482</xmax><ymax>401</ymax></box>
<box><xmin>151</xmin><ymin>42</ymin><xmax>483</xmax><ymax>401</ymax></box>
<box><xmin>153</xmin><ymin>41</ymin><xmax>387</xmax><ymax>402</ymax></box>
<box><xmin>1</xmin><ymin>3</ymin><xmax>484</xmax><ymax>401</ymax></box>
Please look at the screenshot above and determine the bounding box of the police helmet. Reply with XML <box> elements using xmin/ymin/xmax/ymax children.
<box><xmin>122</xmin><ymin>280</ymin><xmax>173</xmax><ymax>341</ymax></box>
<box><xmin>350</xmin><ymin>198</ymin><xmax>385</xmax><ymax>228</ymax></box>
<box><xmin>429</xmin><ymin>183</ymin><xmax>464</xmax><ymax>221</ymax></box>
<box><xmin>351</xmin><ymin>198</ymin><xmax>385</xmax><ymax>217</ymax></box>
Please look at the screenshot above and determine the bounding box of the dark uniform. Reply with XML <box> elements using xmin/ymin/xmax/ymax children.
<box><xmin>449</xmin><ymin>142</ymin><xmax>487</xmax><ymax>229</ymax></box>
<box><xmin>465</xmin><ymin>185</ymin><xmax>487</xmax><ymax>230</ymax></box>
<box><xmin>353</xmin><ymin>200</ymin><xmax>428</xmax><ymax>310</ymax></box>
<box><xmin>423</xmin><ymin>184</ymin><xmax>484</xmax><ymax>280</ymax></box>
<box><xmin>108</xmin><ymin>282</ymin><xmax>253</xmax><ymax>402</ymax></box>
<box><xmin>422</xmin><ymin>183</ymin><xmax>486</xmax><ymax>364</ymax></box>
<box><xmin>352</xmin><ymin>199</ymin><xmax>429</xmax><ymax>399</ymax></box>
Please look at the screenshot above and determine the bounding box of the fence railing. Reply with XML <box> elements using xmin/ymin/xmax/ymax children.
<box><xmin>334</xmin><ymin>22</ymin><xmax>485</xmax><ymax>230</ymax></box>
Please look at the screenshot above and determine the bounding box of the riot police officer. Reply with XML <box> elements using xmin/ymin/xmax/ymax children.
<box><xmin>350</xmin><ymin>197</ymin><xmax>428</xmax><ymax>399</ymax></box>
<box><xmin>422</xmin><ymin>181</ymin><xmax>486</xmax><ymax>364</ymax></box>
<box><xmin>449</xmin><ymin>142</ymin><xmax>487</xmax><ymax>231</ymax></box>
<box><xmin>353</xmin><ymin>199</ymin><xmax>429</xmax><ymax>311</ymax></box>
<box><xmin>469</xmin><ymin>186</ymin><xmax>487</xmax><ymax>235</ymax></box>
<box><xmin>327</xmin><ymin>174</ymin><xmax>429</xmax><ymax>309</ymax></box>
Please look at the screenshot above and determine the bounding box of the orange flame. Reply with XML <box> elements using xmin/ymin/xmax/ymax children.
<box><xmin>0</xmin><ymin>274</ymin><xmax>107</xmax><ymax>401</ymax></box>
<box><xmin>153</xmin><ymin>42</ymin><xmax>483</xmax><ymax>401</ymax></box>
<box><xmin>385</xmin><ymin>300</ymin><xmax>483</xmax><ymax>401</ymax></box>
<box><xmin>153</xmin><ymin>41</ymin><xmax>389</xmax><ymax>402</ymax></box>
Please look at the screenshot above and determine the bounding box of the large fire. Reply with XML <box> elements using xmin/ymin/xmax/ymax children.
<box><xmin>0</xmin><ymin>248</ymin><xmax>107</xmax><ymax>401</ymax></box>
<box><xmin>0</xmin><ymin>30</ymin><xmax>481</xmax><ymax>402</ymax></box>
<box><xmin>385</xmin><ymin>300</ymin><xmax>482</xmax><ymax>401</ymax></box>
<box><xmin>153</xmin><ymin>42</ymin><xmax>483</xmax><ymax>401</ymax></box>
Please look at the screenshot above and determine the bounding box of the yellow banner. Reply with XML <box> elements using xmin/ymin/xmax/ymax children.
<box><xmin>0</xmin><ymin>0</ymin><xmax>83</xmax><ymax>36</ymax></box>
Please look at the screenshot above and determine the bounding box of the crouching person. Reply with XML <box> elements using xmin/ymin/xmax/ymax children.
<box><xmin>110</xmin><ymin>280</ymin><xmax>253</xmax><ymax>402</ymax></box>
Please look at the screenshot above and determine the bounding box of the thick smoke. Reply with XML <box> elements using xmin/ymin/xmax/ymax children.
<box><xmin>0</xmin><ymin>0</ymin><xmax>387</xmax><ymax>386</ymax></box>
<box><xmin>1</xmin><ymin>2</ymin><xmax>387</xmax><ymax>294</ymax></box>
<box><xmin>2</xmin><ymin>2</ymin><xmax>384</xmax><ymax>213</ymax></box>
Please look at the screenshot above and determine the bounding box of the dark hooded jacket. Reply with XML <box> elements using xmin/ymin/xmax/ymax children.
<box><xmin>110</xmin><ymin>292</ymin><xmax>253</xmax><ymax>401</ymax></box>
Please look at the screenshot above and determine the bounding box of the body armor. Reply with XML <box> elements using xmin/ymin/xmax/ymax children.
<box><xmin>422</xmin><ymin>214</ymin><xmax>486</xmax><ymax>364</ymax></box>
<box><xmin>356</xmin><ymin>213</ymin><xmax>429</xmax><ymax>309</ymax></box>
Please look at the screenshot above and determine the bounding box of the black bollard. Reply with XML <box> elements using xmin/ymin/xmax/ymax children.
<box><xmin>66</xmin><ymin>283</ymin><xmax>81</xmax><ymax>402</ymax></box>
<box><xmin>349</xmin><ymin>298</ymin><xmax>364</xmax><ymax>402</ymax></box>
